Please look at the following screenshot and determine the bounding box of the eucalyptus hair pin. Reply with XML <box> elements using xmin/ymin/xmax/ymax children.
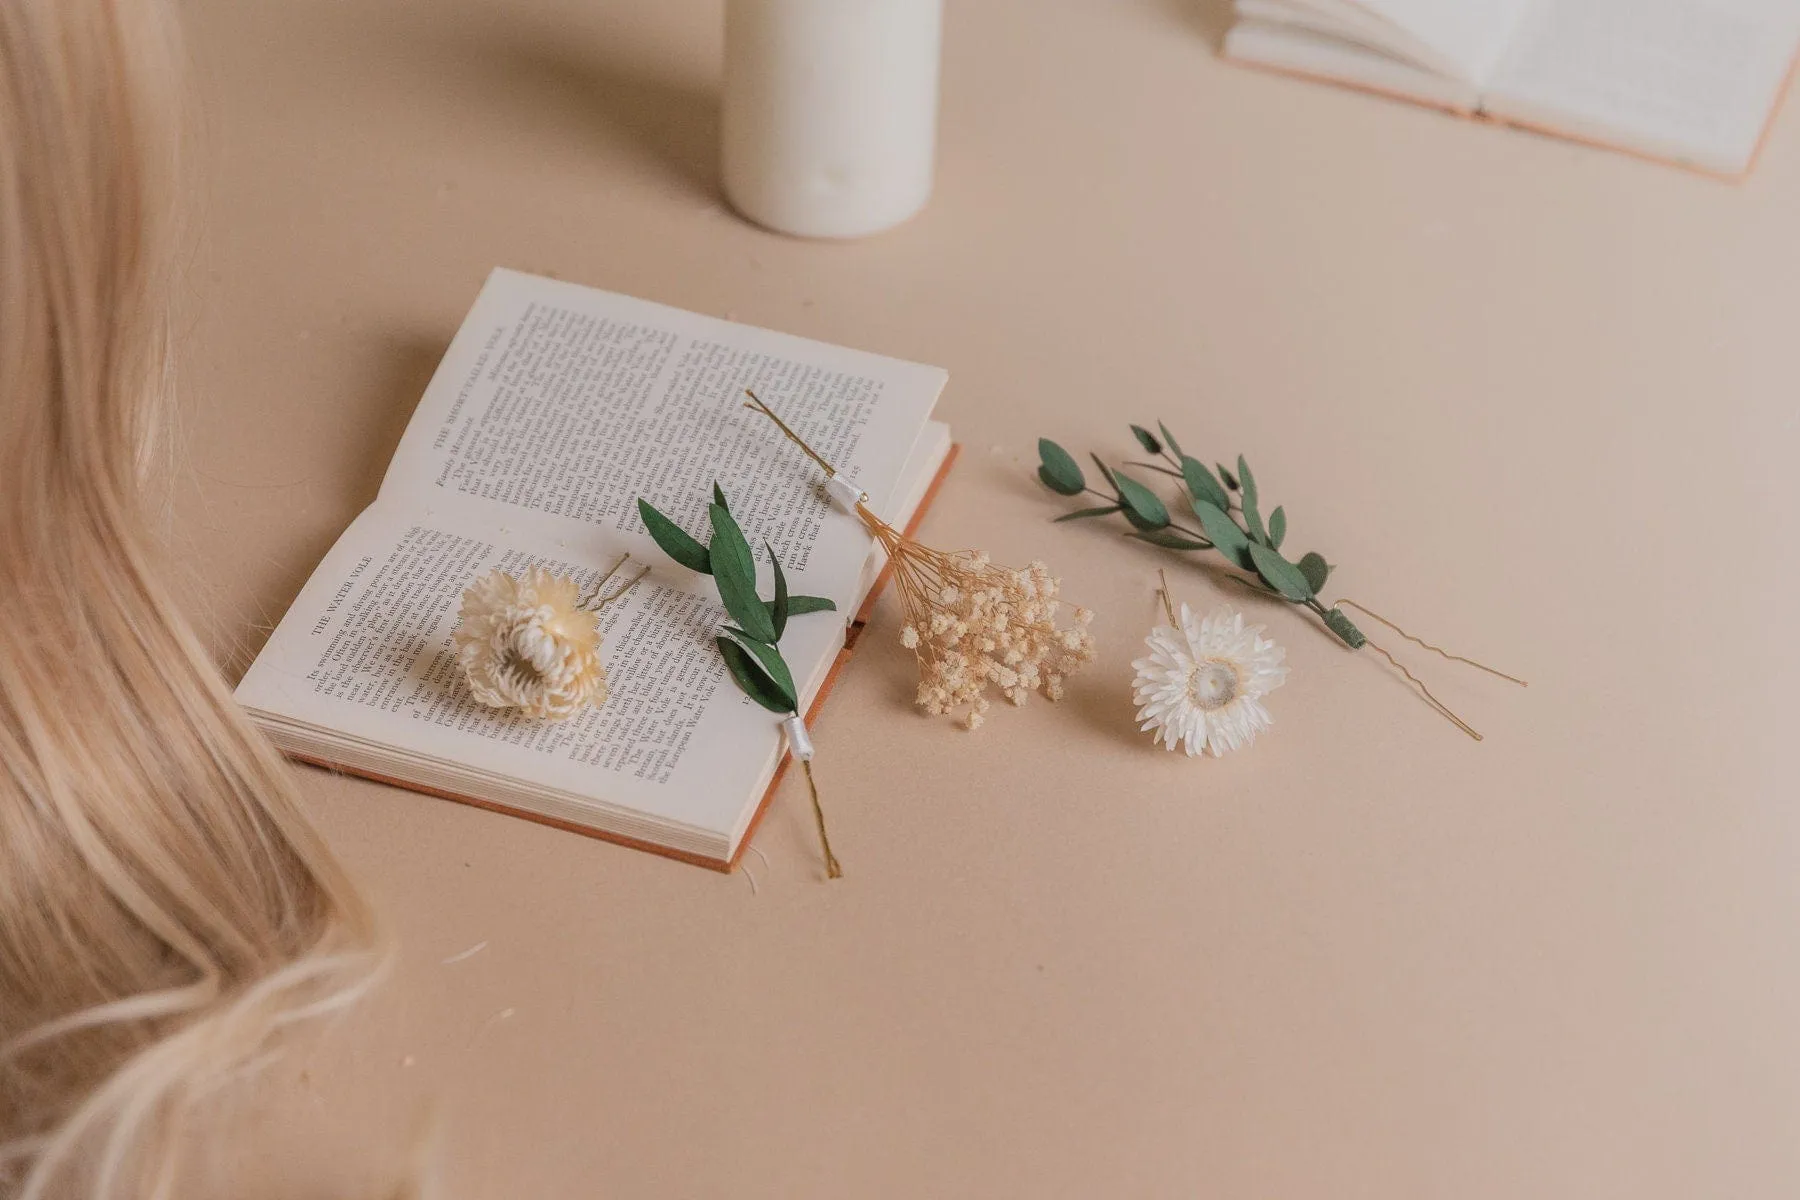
<box><xmin>635</xmin><ymin>484</ymin><xmax>844</xmax><ymax>879</ymax></box>
<box><xmin>1040</xmin><ymin>424</ymin><xmax>1524</xmax><ymax>739</ymax></box>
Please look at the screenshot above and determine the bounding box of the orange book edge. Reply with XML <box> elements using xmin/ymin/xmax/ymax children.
<box><xmin>288</xmin><ymin>443</ymin><xmax>961</xmax><ymax>874</ymax></box>
<box><xmin>1224</xmin><ymin>46</ymin><xmax>1800</xmax><ymax>183</ymax></box>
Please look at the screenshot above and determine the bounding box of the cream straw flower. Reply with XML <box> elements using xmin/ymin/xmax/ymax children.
<box><xmin>454</xmin><ymin>566</ymin><xmax>607</xmax><ymax>720</ymax></box>
<box><xmin>1132</xmin><ymin>603</ymin><xmax>1288</xmax><ymax>756</ymax></box>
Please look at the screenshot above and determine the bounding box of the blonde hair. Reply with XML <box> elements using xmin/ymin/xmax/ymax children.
<box><xmin>0</xmin><ymin>1</ymin><xmax>388</xmax><ymax>1195</ymax></box>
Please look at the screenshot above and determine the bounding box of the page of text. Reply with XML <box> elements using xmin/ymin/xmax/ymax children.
<box><xmin>1489</xmin><ymin>0</ymin><xmax>1800</xmax><ymax>171</ymax></box>
<box><xmin>236</xmin><ymin>505</ymin><xmax>847</xmax><ymax>840</ymax></box>
<box><xmin>382</xmin><ymin>269</ymin><xmax>947</xmax><ymax>595</ymax></box>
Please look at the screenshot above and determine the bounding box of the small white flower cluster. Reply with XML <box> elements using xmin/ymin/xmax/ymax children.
<box><xmin>740</xmin><ymin>390</ymin><xmax>1102</xmax><ymax>737</ymax></box>
<box><xmin>901</xmin><ymin>555</ymin><xmax>1095</xmax><ymax>730</ymax></box>
<box><xmin>454</xmin><ymin>567</ymin><xmax>606</xmax><ymax>721</ymax></box>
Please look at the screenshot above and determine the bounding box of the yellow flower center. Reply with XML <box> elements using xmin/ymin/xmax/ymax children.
<box><xmin>1187</xmin><ymin>658</ymin><xmax>1241</xmax><ymax>712</ymax></box>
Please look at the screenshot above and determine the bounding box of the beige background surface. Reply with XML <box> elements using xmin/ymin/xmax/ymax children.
<box><xmin>171</xmin><ymin>0</ymin><xmax>1800</xmax><ymax>1195</ymax></box>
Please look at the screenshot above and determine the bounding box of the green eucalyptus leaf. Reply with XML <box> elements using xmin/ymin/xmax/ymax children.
<box><xmin>1157</xmin><ymin>421</ymin><xmax>1182</xmax><ymax>457</ymax></box>
<box><xmin>636</xmin><ymin>499</ymin><xmax>711</xmax><ymax>575</ymax></box>
<box><xmin>723</xmin><ymin>631</ymin><xmax>799</xmax><ymax>710</ymax></box>
<box><xmin>1217</xmin><ymin>462</ymin><xmax>1239</xmax><ymax>491</ymax></box>
<box><xmin>1322</xmin><ymin>607</ymin><xmax>1367</xmax><ymax>648</ymax></box>
<box><xmin>1036</xmin><ymin>439</ymin><xmax>1085</xmax><ymax>496</ymax></box>
<box><xmin>772</xmin><ymin>594</ymin><xmax>837</xmax><ymax>619</ymax></box>
<box><xmin>1130</xmin><ymin>424</ymin><xmax>1162</xmax><ymax>455</ymax></box>
<box><xmin>1248</xmin><ymin>543</ymin><xmax>1314</xmax><ymax>602</ymax></box>
<box><xmin>1298</xmin><ymin>552</ymin><xmax>1332</xmax><ymax>594</ymax></box>
<box><xmin>1130</xmin><ymin>528</ymin><xmax>1211</xmax><ymax>550</ymax></box>
<box><xmin>713</xmin><ymin>481</ymin><xmax>729</xmax><ymax>510</ymax></box>
<box><xmin>717</xmin><ymin>637</ymin><xmax>795</xmax><ymax>713</ymax></box>
<box><xmin>1053</xmin><ymin>504</ymin><xmax>1122</xmax><ymax>523</ymax></box>
<box><xmin>1193</xmin><ymin>500</ymin><xmax>1254</xmax><ymax>569</ymax></box>
<box><xmin>1180</xmin><ymin>456</ymin><xmax>1230</xmax><ymax>512</ymax></box>
<box><xmin>1089</xmin><ymin>454</ymin><xmax>1121</xmax><ymax>497</ymax></box>
<box><xmin>767</xmin><ymin>543</ymin><xmax>790</xmax><ymax>639</ymax></box>
<box><xmin>1112</xmin><ymin>470</ymin><xmax>1171</xmax><ymax>531</ymax></box>
<box><xmin>1268</xmin><ymin>505</ymin><xmax>1287</xmax><ymax>549</ymax></box>
<box><xmin>1237</xmin><ymin>455</ymin><xmax>1265</xmax><ymax>543</ymax></box>
<box><xmin>708</xmin><ymin>503</ymin><xmax>776</xmax><ymax>644</ymax></box>
<box><xmin>1243</xmin><ymin>505</ymin><xmax>1267</xmax><ymax>545</ymax></box>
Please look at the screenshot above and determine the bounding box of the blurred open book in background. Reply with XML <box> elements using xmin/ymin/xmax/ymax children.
<box><xmin>1225</xmin><ymin>0</ymin><xmax>1800</xmax><ymax>177</ymax></box>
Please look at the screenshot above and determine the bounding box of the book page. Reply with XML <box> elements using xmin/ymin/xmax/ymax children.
<box><xmin>1225</xmin><ymin>19</ymin><xmax>1485</xmax><ymax>112</ymax></box>
<box><xmin>1238</xmin><ymin>0</ymin><xmax>1465</xmax><ymax>69</ymax></box>
<box><xmin>1354</xmin><ymin>0</ymin><xmax>1537</xmax><ymax>82</ymax></box>
<box><xmin>1486</xmin><ymin>0</ymin><xmax>1800</xmax><ymax>174</ymax></box>
<box><xmin>1237</xmin><ymin>0</ymin><xmax>1415</xmax><ymax>58</ymax></box>
<box><xmin>380</xmin><ymin>269</ymin><xmax>947</xmax><ymax>603</ymax></box>
<box><xmin>235</xmin><ymin>503</ymin><xmax>850</xmax><ymax>844</ymax></box>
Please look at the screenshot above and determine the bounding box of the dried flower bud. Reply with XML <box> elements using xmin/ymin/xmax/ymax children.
<box><xmin>454</xmin><ymin>567</ymin><xmax>606</xmax><ymax>720</ymax></box>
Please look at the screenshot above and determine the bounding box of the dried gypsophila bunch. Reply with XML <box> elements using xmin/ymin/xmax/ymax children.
<box><xmin>895</xmin><ymin>551</ymin><xmax>1093</xmax><ymax>730</ymax></box>
<box><xmin>743</xmin><ymin>390</ymin><xmax>1096</xmax><ymax>730</ymax></box>
<box><xmin>454</xmin><ymin>556</ymin><xmax>647</xmax><ymax>721</ymax></box>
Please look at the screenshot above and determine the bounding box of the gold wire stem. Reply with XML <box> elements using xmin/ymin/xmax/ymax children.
<box><xmin>592</xmin><ymin>552</ymin><xmax>630</xmax><ymax>592</ymax></box>
<box><xmin>585</xmin><ymin>553</ymin><xmax>651</xmax><ymax>611</ymax></box>
<box><xmin>855</xmin><ymin>500</ymin><xmax>900</xmax><ymax>541</ymax></box>
<box><xmin>1156</xmin><ymin>567</ymin><xmax>1177</xmax><ymax>625</ymax></box>
<box><xmin>600</xmin><ymin>566</ymin><xmax>651</xmax><ymax>607</ymax></box>
<box><xmin>800</xmin><ymin>759</ymin><xmax>842</xmax><ymax>880</ymax></box>
<box><xmin>1365</xmin><ymin>639</ymin><xmax>1483</xmax><ymax>741</ymax></box>
<box><xmin>1336</xmin><ymin>599</ymin><xmax>1526</xmax><ymax>686</ymax></box>
<box><xmin>744</xmin><ymin>388</ymin><xmax>901</xmax><ymax>545</ymax></box>
<box><xmin>743</xmin><ymin>389</ymin><xmax>844</xmax><ymax>478</ymax></box>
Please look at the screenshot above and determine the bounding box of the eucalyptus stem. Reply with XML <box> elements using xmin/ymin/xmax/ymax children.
<box><xmin>1081</xmin><ymin>487</ymin><xmax>1214</xmax><ymax>547</ymax></box>
<box><xmin>636</xmin><ymin>480</ymin><xmax>847</xmax><ymax>878</ymax></box>
<box><xmin>1038</xmin><ymin>426</ymin><xmax>1524</xmax><ymax>741</ymax></box>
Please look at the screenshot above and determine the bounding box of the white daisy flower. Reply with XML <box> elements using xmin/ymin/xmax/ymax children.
<box><xmin>454</xmin><ymin>567</ymin><xmax>606</xmax><ymax>721</ymax></box>
<box><xmin>1132</xmin><ymin>603</ymin><xmax>1288</xmax><ymax>756</ymax></box>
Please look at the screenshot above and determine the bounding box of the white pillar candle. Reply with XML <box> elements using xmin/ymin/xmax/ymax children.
<box><xmin>722</xmin><ymin>0</ymin><xmax>943</xmax><ymax>239</ymax></box>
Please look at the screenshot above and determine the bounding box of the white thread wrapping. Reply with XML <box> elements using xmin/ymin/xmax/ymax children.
<box><xmin>781</xmin><ymin>714</ymin><xmax>814</xmax><ymax>762</ymax></box>
<box><xmin>824</xmin><ymin>473</ymin><xmax>866</xmax><ymax>514</ymax></box>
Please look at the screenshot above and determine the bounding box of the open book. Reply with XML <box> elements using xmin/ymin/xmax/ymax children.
<box><xmin>236</xmin><ymin>269</ymin><xmax>954</xmax><ymax>870</ymax></box>
<box><xmin>1224</xmin><ymin>0</ymin><xmax>1800</xmax><ymax>177</ymax></box>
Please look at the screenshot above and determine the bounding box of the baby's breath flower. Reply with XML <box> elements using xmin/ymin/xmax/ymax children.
<box><xmin>739</xmin><ymin>388</ymin><xmax>1097</xmax><ymax>731</ymax></box>
<box><xmin>878</xmin><ymin>541</ymin><xmax>1096</xmax><ymax>729</ymax></box>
